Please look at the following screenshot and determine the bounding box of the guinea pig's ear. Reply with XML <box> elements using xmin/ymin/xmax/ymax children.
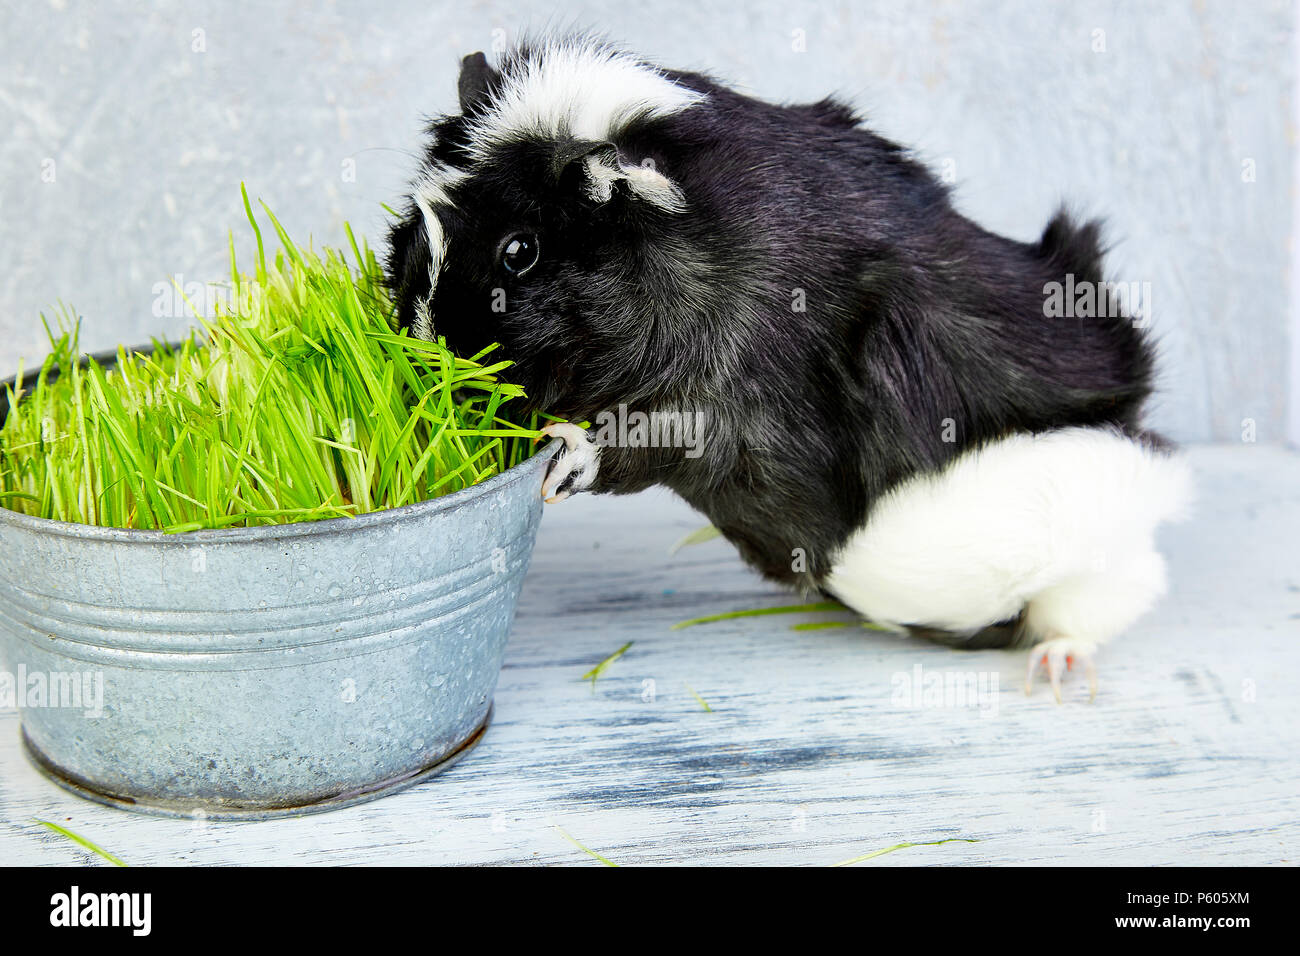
<box><xmin>552</xmin><ymin>139</ymin><xmax>687</xmax><ymax>214</ymax></box>
<box><xmin>552</xmin><ymin>140</ymin><xmax>618</xmax><ymax>196</ymax></box>
<box><xmin>457</xmin><ymin>52</ymin><xmax>499</xmax><ymax>115</ymax></box>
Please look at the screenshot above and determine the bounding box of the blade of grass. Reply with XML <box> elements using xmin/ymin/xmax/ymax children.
<box><xmin>668</xmin><ymin>523</ymin><xmax>722</xmax><ymax>555</ymax></box>
<box><xmin>671</xmin><ymin>602</ymin><xmax>848</xmax><ymax>630</ymax></box>
<box><xmin>684</xmin><ymin>683</ymin><xmax>713</xmax><ymax>712</ymax></box>
<box><xmin>580</xmin><ymin>641</ymin><xmax>633</xmax><ymax>690</ymax></box>
<box><xmin>33</xmin><ymin>819</ymin><xmax>128</xmax><ymax>867</ymax></box>
<box><xmin>552</xmin><ymin>825</ymin><xmax>620</xmax><ymax>867</ymax></box>
<box><xmin>831</xmin><ymin>837</ymin><xmax>980</xmax><ymax>867</ymax></box>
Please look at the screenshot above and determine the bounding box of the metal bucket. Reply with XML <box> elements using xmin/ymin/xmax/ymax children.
<box><xmin>0</xmin><ymin>351</ymin><xmax>557</xmax><ymax>818</ymax></box>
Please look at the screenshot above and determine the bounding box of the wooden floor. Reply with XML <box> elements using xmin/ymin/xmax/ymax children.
<box><xmin>2</xmin><ymin>443</ymin><xmax>1297</xmax><ymax>866</ymax></box>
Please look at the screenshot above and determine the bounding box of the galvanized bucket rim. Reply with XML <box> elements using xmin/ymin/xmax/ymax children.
<box><xmin>0</xmin><ymin>342</ymin><xmax>559</xmax><ymax>545</ymax></box>
<box><xmin>0</xmin><ymin>437</ymin><xmax>559</xmax><ymax>545</ymax></box>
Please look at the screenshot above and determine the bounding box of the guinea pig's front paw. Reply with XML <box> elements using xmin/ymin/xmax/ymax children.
<box><xmin>539</xmin><ymin>422</ymin><xmax>600</xmax><ymax>503</ymax></box>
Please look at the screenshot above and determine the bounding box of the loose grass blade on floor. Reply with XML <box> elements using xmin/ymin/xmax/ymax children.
<box><xmin>580</xmin><ymin>641</ymin><xmax>633</xmax><ymax>691</ymax></box>
<box><xmin>832</xmin><ymin>838</ymin><xmax>980</xmax><ymax>867</ymax></box>
<box><xmin>671</xmin><ymin>602</ymin><xmax>848</xmax><ymax>630</ymax></box>
<box><xmin>671</xmin><ymin>601</ymin><xmax>895</xmax><ymax>633</ymax></box>
<box><xmin>684</xmin><ymin>683</ymin><xmax>713</xmax><ymax>712</ymax></box>
<box><xmin>552</xmin><ymin>825</ymin><xmax>620</xmax><ymax>867</ymax></box>
<box><xmin>33</xmin><ymin>819</ymin><xmax>128</xmax><ymax>867</ymax></box>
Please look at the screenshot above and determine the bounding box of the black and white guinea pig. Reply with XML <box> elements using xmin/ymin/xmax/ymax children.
<box><xmin>385</xmin><ymin>34</ymin><xmax>1192</xmax><ymax>701</ymax></box>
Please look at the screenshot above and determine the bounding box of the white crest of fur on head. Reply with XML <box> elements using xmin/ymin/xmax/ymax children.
<box><xmin>466</xmin><ymin>37</ymin><xmax>702</xmax><ymax>212</ymax></box>
<box><xmin>467</xmin><ymin>38</ymin><xmax>704</xmax><ymax>155</ymax></box>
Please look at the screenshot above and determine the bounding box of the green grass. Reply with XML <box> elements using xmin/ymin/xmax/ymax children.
<box><xmin>580</xmin><ymin>641</ymin><xmax>633</xmax><ymax>690</ymax></box>
<box><xmin>668</xmin><ymin>522</ymin><xmax>721</xmax><ymax>554</ymax></box>
<box><xmin>670</xmin><ymin>601</ymin><xmax>848</xmax><ymax>629</ymax></box>
<box><xmin>671</xmin><ymin>601</ymin><xmax>895</xmax><ymax>633</ymax></box>
<box><xmin>552</xmin><ymin>825</ymin><xmax>620</xmax><ymax>867</ymax></box>
<box><xmin>831</xmin><ymin>837</ymin><xmax>980</xmax><ymax>867</ymax></box>
<box><xmin>0</xmin><ymin>187</ymin><xmax>546</xmax><ymax>531</ymax></box>
<box><xmin>683</xmin><ymin>682</ymin><xmax>713</xmax><ymax>712</ymax></box>
<box><xmin>33</xmin><ymin>819</ymin><xmax>127</xmax><ymax>867</ymax></box>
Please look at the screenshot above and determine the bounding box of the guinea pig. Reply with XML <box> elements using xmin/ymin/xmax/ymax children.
<box><xmin>385</xmin><ymin>34</ymin><xmax>1192</xmax><ymax>702</ymax></box>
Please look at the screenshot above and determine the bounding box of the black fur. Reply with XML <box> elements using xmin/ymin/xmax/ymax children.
<box><xmin>386</xmin><ymin>37</ymin><xmax>1156</xmax><ymax>602</ymax></box>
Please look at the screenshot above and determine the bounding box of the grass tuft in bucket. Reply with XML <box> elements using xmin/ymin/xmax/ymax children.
<box><xmin>0</xmin><ymin>185</ymin><xmax>546</xmax><ymax>532</ymax></box>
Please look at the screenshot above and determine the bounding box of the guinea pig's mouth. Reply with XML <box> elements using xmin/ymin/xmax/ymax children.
<box><xmin>496</xmin><ymin>353</ymin><xmax>575</xmax><ymax>418</ymax></box>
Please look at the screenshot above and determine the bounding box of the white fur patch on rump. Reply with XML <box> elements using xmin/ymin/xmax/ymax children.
<box><xmin>825</xmin><ymin>427</ymin><xmax>1193</xmax><ymax>644</ymax></box>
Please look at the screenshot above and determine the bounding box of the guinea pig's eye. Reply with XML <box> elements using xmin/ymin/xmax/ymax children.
<box><xmin>500</xmin><ymin>232</ymin><xmax>540</xmax><ymax>276</ymax></box>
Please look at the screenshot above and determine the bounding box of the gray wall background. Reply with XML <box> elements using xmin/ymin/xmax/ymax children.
<box><xmin>1</xmin><ymin>0</ymin><xmax>1294</xmax><ymax>443</ymax></box>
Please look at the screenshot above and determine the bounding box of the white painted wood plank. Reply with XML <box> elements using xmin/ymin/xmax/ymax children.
<box><xmin>1</xmin><ymin>444</ymin><xmax>1297</xmax><ymax>866</ymax></box>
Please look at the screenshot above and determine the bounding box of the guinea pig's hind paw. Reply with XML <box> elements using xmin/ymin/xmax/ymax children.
<box><xmin>539</xmin><ymin>422</ymin><xmax>599</xmax><ymax>503</ymax></box>
<box><xmin>1024</xmin><ymin>636</ymin><xmax>1099</xmax><ymax>704</ymax></box>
